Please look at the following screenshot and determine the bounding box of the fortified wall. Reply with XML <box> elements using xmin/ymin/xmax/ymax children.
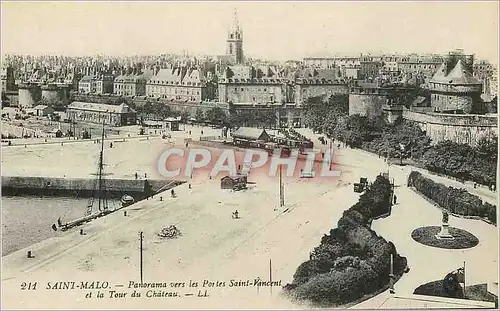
<box><xmin>403</xmin><ymin>109</ymin><xmax>498</xmax><ymax>146</ymax></box>
<box><xmin>41</xmin><ymin>84</ymin><xmax>70</xmax><ymax>107</ymax></box>
<box><xmin>18</xmin><ymin>84</ymin><xmax>42</xmax><ymax>108</ymax></box>
<box><xmin>295</xmin><ymin>83</ymin><xmax>349</xmax><ymax>106</ymax></box>
<box><xmin>348</xmin><ymin>93</ymin><xmax>387</xmax><ymax>117</ymax></box>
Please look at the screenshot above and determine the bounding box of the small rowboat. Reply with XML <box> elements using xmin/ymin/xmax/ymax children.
<box><xmin>121</xmin><ymin>195</ymin><xmax>135</xmax><ymax>207</ymax></box>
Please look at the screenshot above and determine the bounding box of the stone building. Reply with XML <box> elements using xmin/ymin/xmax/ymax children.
<box><xmin>218</xmin><ymin>65</ymin><xmax>291</xmax><ymax>104</ymax></box>
<box><xmin>398</xmin><ymin>55</ymin><xmax>443</xmax><ymax>78</ymax></box>
<box><xmin>66</xmin><ymin>102</ymin><xmax>136</xmax><ymax>126</ymax></box>
<box><xmin>146</xmin><ymin>67</ymin><xmax>215</xmax><ymax>102</ymax></box>
<box><xmin>95</xmin><ymin>74</ymin><xmax>115</xmax><ymax>94</ymax></box>
<box><xmin>473</xmin><ymin>60</ymin><xmax>496</xmax><ymax>95</ymax></box>
<box><xmin>303</xmin><ymin>56</ymin><xmax>360</xmax><ymax>68</ymax></box>
<box><xmin>113</xmin><ymin>70</ymin><xmax>152</xmax><ymax>96</ymax></box>
<box><xmin>294</xmin><ymin>68</ymin><xmax>349</xmax><ymax>106</ymax></box>
<box><xmin>78</xmin><ymin>75</ymin><xmax>97</xmax><ymax>93</ymax></box>
<box><xmin>428</xmin><ymin>61</ymin><xmax>483</xmax><ymax>114</ymax></box>
<box><xmin>359</xmin><ymin>56</ymin><xmax>382</xmax><ymax>80</ymax></box>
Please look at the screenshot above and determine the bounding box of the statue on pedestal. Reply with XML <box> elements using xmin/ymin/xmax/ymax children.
<box><xmin>437</xmin><ymin>210</ymin><xmax>453</xmax><ymax>239</ymax></box>
<box><xmin>442</xmin><ymin>210</ymin><xmax>449</xmax><ymax>224</ymax></box>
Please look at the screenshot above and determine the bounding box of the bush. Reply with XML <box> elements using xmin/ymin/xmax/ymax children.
<box><xmin>421</xmin><ymin>140</ymin><xmax>497</xmax><ymax>186</ymax></box>
<box><xmin>285</xmin><ymin>174</ymin><xmax>407</xmax><ymax>306</ymax></box>
<box><xmin>408</xmin><ymin>171</ymin><xmax>497</xmax><ymax>224</ymax></box>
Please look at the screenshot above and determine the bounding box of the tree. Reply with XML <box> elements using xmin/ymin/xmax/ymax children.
<box><xmin>195</xmin><ymin>108</ymin><xmax>205</xmax><ymax>123</ymax></box>
<box><xmin>141</xmin><ymin>101</ymin><xmax>154</xmax><ymax>115</ymax></box>
<box><xmin>205</xmin><ymin>107</ymin><xmax>228</xmax><ymax>125</ymax></box>
<box><xmin>152</xmin><ymin>102</ymin><xmax>171</xmax><ymax>119</ymax></box>
<box><xmin>476</xmin><ymin>135</ymin><xmax>498</xmax><ymax>162</ymax></box>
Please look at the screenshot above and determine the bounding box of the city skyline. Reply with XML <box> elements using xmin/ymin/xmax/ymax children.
<box><xmin>1</xmin><ymin>1</ymin><xmax>499</xmax><ymax>63</ymax></box>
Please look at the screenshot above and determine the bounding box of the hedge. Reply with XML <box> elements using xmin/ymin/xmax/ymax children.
<box><xmin>408</xmin><ymin>171</ymin><xmax>497</xmax><ymax>225</ymax></box>
<box><xmin>284</xmin><ymin>175</ymin><xmax>407</xmax><ymax>306</ymax></box>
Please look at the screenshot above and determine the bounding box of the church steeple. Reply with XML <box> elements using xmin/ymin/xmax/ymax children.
<box><xmin>226</xmin><ymin>8</ymin><xmax>244</xmax><ymax>64</ymax></box>
<box><xmin>232</xmin><ymin>9</ymin><xmax>240</xmax><ymax>32</ymax></box>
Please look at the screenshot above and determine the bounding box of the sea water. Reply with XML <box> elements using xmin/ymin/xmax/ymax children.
<box><xmin>1</xmin><ymin>196</ymin><xmax>120</xmax><ymax>256</ymax></box>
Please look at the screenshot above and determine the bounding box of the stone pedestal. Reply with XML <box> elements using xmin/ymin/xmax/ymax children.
<box><xmin>436</xmin><ymin>223</ymin><xmax>454</xmax><ymax>239</ymax></box>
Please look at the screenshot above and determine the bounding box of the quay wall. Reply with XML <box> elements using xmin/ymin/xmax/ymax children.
<box><xmin>1</xmin><ymin>176</ymin><xmax>183</xmax><ymax>199</ymax></box>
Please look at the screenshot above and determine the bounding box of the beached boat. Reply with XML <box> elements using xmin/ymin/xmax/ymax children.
<box><xmin>121</xmin><ymin>195</ymin><xmax>135</xmax><ymax>207</ymax></box>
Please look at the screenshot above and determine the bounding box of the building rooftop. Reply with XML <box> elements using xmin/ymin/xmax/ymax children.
<box><xmin>67</xmin><ymin>102</ymin><xmax>136</xmax><ymax>114</ymax></box>
<box><xmin>232</xmin><ymin>127</ymin><xmax>269</xmax><ymax>140</ymax></box>
<box><xmin>430</xmin><ymin>60</ymin><xmax>481</xmax><ymax>85</ymax></box>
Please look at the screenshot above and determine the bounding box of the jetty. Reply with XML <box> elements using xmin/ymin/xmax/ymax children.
<box><xmin>1</xmin><ymin>176</ymin><xmax>183</xmax><ymax>200</ymax></box>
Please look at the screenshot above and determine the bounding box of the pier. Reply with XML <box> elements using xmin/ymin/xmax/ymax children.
<box><xmin>1</xmin><ymin>176</ymin><xmax>184</xmax><ymax>200</ymax></box>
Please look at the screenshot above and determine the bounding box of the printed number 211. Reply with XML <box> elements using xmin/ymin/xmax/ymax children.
<box><xmin>21</xmin><ymin>282</ymin><xmax>37</xmax><ymax>290</ymax></box>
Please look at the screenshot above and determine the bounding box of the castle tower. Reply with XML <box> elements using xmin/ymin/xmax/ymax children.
<box><xmin>227</xmin><ymin>9</ymin><xmax>244</xmax><ymax>64</ymax></box>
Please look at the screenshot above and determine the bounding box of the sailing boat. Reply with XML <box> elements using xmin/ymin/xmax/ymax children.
<box><xmin>53</xmin><ymin>119</ymin><xmax>115</xmax><ymax>232</ymax></box>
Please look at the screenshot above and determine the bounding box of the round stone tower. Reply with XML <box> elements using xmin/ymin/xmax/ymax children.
<box><xmin>428</xmin><ymin>60</ymin><xmax>482</xmax><ymax>114</ymax></box>
<box><xmin>18</xmin><ymin>83</ymin><xmax>42</xmax><ymax>108</ymax></box>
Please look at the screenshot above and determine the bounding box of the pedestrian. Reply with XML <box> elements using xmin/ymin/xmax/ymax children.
<box><xmin>185</xmin><ymin>142</ymin><xmax>188</xmax><ymax>148</ymax></box>
<box><xmin>201</xmin><ymin>130</ymin><xmax>204</xmax><ymax>135</ymax></box>
<box><xmin>135</xmin><ymin>172</ymin><xmax>138</xmax><ymax>180</ymax></box>
<box><xmin>393</xmin><ymin>194</ymin><xmax>397</xmax><ymax>205</ymax></box>
<box><xmin>188</xmin><ymin>184</ymin><xmax>191</xmax><ymax>189</ymax></box>
<box><xmin>189</xmin><ymin>130</ymin><xmax>191</xmax><ymax>135</ymax></box>
<box><xmin>144</xmin><ymin>173</ymin><xmax>147</xmax><ymax>178</ymax></box>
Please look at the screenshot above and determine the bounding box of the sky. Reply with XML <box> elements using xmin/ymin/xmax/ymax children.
<box><xmin>1</xmin><ymin>1</ymin><xmax>499</xmax><ymax>63</ymax></box>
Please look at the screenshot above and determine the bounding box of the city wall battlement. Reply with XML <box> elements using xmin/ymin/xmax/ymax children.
<box><xmin>1</xmin><ymin>176</ymin><xmax>183</xmax><ymax>199</ymax></box>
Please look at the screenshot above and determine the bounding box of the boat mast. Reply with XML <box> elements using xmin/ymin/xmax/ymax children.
<box><xmin>98</xmin><ymin>118</ymin><xmax>107</xmax><ymax>212</ymax></box>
